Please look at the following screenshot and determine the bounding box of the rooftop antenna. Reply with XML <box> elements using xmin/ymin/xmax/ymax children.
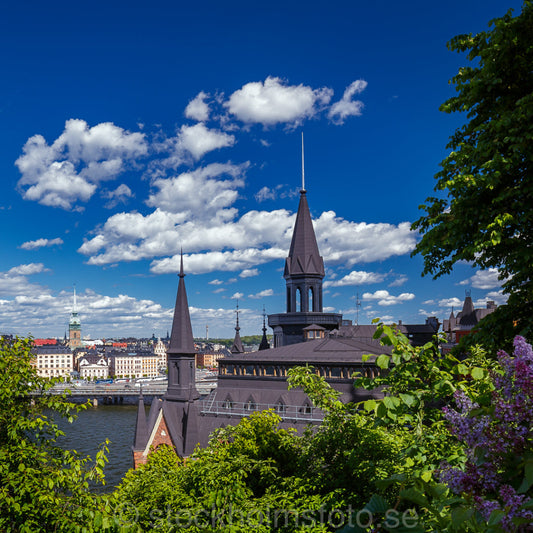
<box><xmin>301</xmin><ymin>132</ymin><xmax>306</xmax><ymax>192</ymax></box>
<box><xmin>206</xmin><ymin>324</ymin><xmax>209</xmax><ymax>341</ymax></box>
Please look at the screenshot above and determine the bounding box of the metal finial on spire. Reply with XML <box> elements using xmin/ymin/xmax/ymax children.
<box><xmin>355</xmin><ymin>292</ymin><xmax>361</xmax><ymax>325</ymax></box>
<box><xmin>73</xmin><ymin>284</ymin><xmax>77</xmax><ymax>311</ymax></box>
<box><xmin>179</xmin><ymin>248</ymin><xmax>185</xmax><ymax>278</ymax></box>
<box><xmin>235</xmin><ymin>301</ymin><xmax>240</xmax><ymax>330</ymax></box>
<box><xmin>301</xmin><ymin>132</ymin><xmax>306</xmax><ymax>192</ymax></box>
<box><xmin>262</xmin><ymin>305</ymin><xmax>266</xmax><ymax>329</ymax></box>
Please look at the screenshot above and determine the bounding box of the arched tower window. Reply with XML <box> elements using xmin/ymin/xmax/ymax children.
<box><xmin>309</xmin><ymin>287</ymin><xmax>314</xmax><ymax>312</ymax></box>
<box><xmin>296</xmin><ymin>287</ymin><xmax>302</xmax><ymax>312</ymax></box>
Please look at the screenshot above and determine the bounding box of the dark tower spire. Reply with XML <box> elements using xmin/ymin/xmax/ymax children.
<box><xmin>459</xmin><ymin>290</ymin><xmax>477</xmax><ymax>326</ymax></box>
<box><xmin>133</xmin><ymin>387</ymin><xmax>149</xmax><ymax>451</ymax></box>
<box><xmin>230</xmin><ymin>302</ymin><xmax>244</xmax><ymax>354</ymax></box>
<box><xmin>259</xmin><ymin>305</ymin><xmax>270</xmax><ymax>351</ymax></box>
<box><xmin>267</xmin><ymin>139</ymin><xmax>342</xmax><ymax>347</ymax></box>
<box><xmin>283</xmin><ymin>189</ymin><xmax>325</xmax><ymax>313</ymax></box>
<box><xmin>165</xmin><ymin>252</ymin><xmax>199</xmax><ymax>401</ymax></box>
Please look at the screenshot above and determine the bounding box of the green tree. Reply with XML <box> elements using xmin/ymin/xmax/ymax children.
<box><xmin>0</xmin><ymin>336</ymin><xmax>119</xmax><ymax>532</ymax></box>
<box><xmin>411</xmin><ymin>1</ymin><xmax>533</xmax><ymax>350</ymax></box>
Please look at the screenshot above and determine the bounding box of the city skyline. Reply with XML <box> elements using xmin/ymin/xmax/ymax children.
<box><xmin>0</xmin><ymin>0</ymin><xmax>519</xmax><ymax>339</ymax></box>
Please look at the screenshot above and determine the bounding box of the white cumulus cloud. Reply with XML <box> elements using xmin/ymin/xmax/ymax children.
<box><xmin>460</xmin><ymin>268</ymin><xmax>504</xmax><ymax>290</ymax></box>
<box><xmin>146</xmin><ymin>163</ymin><xmax>247</xmax><ymax>218</ymax></box>
<box><xmin>176</xmin><ymin>123</ymin><xmax>235</xmax><ymax>160</ymax></box>
<box><xmin>185</xmin><ymin>91</ymin><xmax>211</xmax><ymax>122</ymax></box>
<box><xmin>362</xmin><ymin>290</ymin><xmax>415</xmax><ymax>306</ymax></box>
<box><xmin>225</xmin><ymin>76</ymin><xmax>333</xmax><ymax>127</ymax></box>
<box><xmin>16</xmin><ymin>119</ymin><xmax>148</xmax><ymax>210</ymax></box>
<box><xmin>328</xmin><ymin>79</ymin><xmax>368</xmax><ymax>124</ymax></box>
<box><xmin>324</xmin><ymin>270</ymin><xmax>386</xmax><ymax>287</ymax></box>
<box><xmin>240</xmin><ymin>268</ymin><xmax>259</xmax><ymax>278</ymax></box>
<box><xmin>249</xmin><ymin>289</ymin><xmax>274</xmax><ymax>299</ymax></box>
<box><xmin>20</xmin><ymin>237</ymin><xmax>64</xmax><ymax>250</ymax></box>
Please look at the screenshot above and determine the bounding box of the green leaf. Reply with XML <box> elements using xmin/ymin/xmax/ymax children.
<box><xmin>399</xmin><ymin>393</ymin><xmax>415</xmax><ymax>407</ymax></box>
<box><xmin>518</xmin><ymin>459</ymin><xmax>533</xmax><ymax>493</ymax></box>
<box><xmin>487</xmin><ymin>509</ymin><xmax>505</xmax><ymax>526</ymax></box>
<box><xmin>376</xmin><ymin>354</ymin><xmax>390</xmax><ymax>369</ymax></box>
<box><xmin>451</xmin><ymin>506</ymin><xmax>474</xmax><ymax>528</ymax></box>
<box><xmin>400</xmin><ymin>487</ymin><xmax>429</xmax><ymax>507</ymax></box>
<box><xmin>471</xmin><ymin>367</ymin><xmax>485</xmax><ymax>380</ymax></box>
<box><xmin>383</xmin><ymin>396</ymin><xmax>400</xmax><ymax>410</ymax></box>
<box><xmin>363</xmin><ymin>399</ymin><xmax>377</xmax><ymax>412</ymax></box>
<box><xmin>365</xmin><ymin>494</ymin><xmax>389</xmax><ymax>513</ymax></box>
<box><xmin>420</xmin><ymin>470</ymin><xmax>432</xmax><ymax>482</ymax></box>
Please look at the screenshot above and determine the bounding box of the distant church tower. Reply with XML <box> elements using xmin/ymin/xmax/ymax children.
<box><xmin>268</xmin><ymin>139</ymin><xmax>342</xmax><ymax>346</ymax></box>
<box><xmin>68</xmin><ymin>287</ymin><xmax>81</xmax><ymax>349</ymax></box>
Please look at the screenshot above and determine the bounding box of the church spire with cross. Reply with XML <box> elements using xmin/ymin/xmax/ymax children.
<box><xmin>230</xmin><ymin>301</ymin><xmax>244</xmax><ymax>354</ymax></box>
<box><xmin>259</xmin><ymin>305</ymin><xmax>270</xmax><ymax>351</ymax></box>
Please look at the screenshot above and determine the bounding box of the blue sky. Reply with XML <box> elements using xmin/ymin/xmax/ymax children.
<box><xmin>0</xmin><ymin>0</ymin><xmax>521</xmax><ymax>339</ymax></box>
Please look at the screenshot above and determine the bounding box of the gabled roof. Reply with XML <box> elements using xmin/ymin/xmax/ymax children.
<box><xmin>303</xmin><ymin>324</ymin><xmax>326</xmax><ymax>331</ymax></box>
<box><xmin>284</xmin><ymin>190</ymin><xmax>324</xmax><ymax>278</ymax></box>
<box><xmin>221</xmin><ymin>335</ymin><xmax>390</xmax><ymax>364</ymax></box>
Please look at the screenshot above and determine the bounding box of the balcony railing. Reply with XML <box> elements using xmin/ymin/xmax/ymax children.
<box><xmin>199</xmin><ymin>398</ymin><xmax>324</xmax><ymax>423</ymax></box>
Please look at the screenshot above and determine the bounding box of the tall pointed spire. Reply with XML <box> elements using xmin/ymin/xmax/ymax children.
<box><xmin>268</xmin><ymin>138</ymin><xmax>342</xmax><ymax>346</ymax></box>
<box><xmin>166</xmin><ymin>251</ymin><xmax>198</xmax><ymax>402</ymax></box>
<box><xmin>168</xmin><ymin>251</ymin><xmax>195</xmax><ymax>355</ymax></box>
<box><xmin>133</xmin><ymin>388</ymin><xmax>149</xmax><ymax>451</ymax></box>
<box><xmin>259</xmin><ymin>305</ymin><xmax>270</xmax><ymax>351</ymax></box>
<box><xmin>284</xmin><ymin>192</ymin><xmax>324</xmax><ymax>279</ymax></box>
<box><xmin>459</xmin><ymin>290</ymin><xmax>476</xmax><ymax>326</ymax></box>
<box><xmin>230</xmin><ymin>302</ymin><xmax>244</xmax><ymax>354</ymax></box>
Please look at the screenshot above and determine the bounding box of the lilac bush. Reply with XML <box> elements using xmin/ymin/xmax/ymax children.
<box><xmin>438</xmin><ymin>336</ymin><xmax>533</xmax><ymax>531</ymax></box>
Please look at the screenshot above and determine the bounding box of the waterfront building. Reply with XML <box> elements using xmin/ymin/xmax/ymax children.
<box><xmin>78</xmin><ymin>353</ymin><xmax>110</xmax><ymax>379</ymax></box>
<box><xmin>108</xmin><ymin>350</ymin><xmax>160</xmax><ymax>379</ymax></box>
<box><xmin>31</xmin><ymin>345</ymin><xmax>74</xmax><ymax>379</ymax></box>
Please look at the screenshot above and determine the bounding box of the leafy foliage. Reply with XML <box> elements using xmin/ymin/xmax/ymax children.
<box><xmin>116</xmin><ymin>411</ymin><xmax>329</xmax><ymax>532</ymax></box>
<box><xmin>411</xmin><ymin>1</ymin><xmax>533</xmax><ymax>349</ymax></box>
<box><xmin>0</xmin><ymin>336</ymin><xmax>119</xmax><ymax>532</ymax></box>
<box><xmin>296</xmin><ymin>322</ymin><xmax>499</xmax><ymax>532</ymax></box>
<box><xmin>438</xmin><ymin>336</ymin><xmax>533</xmax><ymax>531</ymax></box>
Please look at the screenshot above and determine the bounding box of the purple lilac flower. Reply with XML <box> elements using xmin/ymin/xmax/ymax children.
<box><xmin>440</xmin><ymin>337</ymin><xmax>533</xmax><ymax>530</ymax></box>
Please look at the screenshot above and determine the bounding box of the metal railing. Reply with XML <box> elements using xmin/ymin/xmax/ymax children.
<box><xmin>199</xmin><ymin>399</ymin><xmax>324</xmax><ymax>423</ymax></box>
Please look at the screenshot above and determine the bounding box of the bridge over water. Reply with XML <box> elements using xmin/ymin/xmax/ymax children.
<box><xmin>35</xmin><ymin>381</ymin><xmax>217</xmax><ymax>405</ymax></box>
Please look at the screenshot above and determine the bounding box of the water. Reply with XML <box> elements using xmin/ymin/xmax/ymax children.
<box><xmin>53</xmin><ymin>404</ymin><xmax>143</xmax><ymax>492</ymax></box>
